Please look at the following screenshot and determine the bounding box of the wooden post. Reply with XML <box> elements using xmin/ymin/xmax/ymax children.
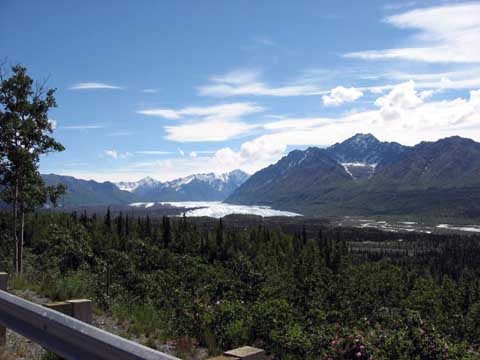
<box><xmin>0</xmin><ymin>272</ymin><xmax>7</xmax><ymax>347</ymax></box>
<box><xmin>44</xmin><ymin>301</ymin><xmax>73</xmax><ymax>316</ymax></box>
<box><xmin>223</xmin><ymin>346</ymin><xmax>266</xmax><ymax>360</ymax></box>
<box><xmin>208</xmin><ymin>346</ymin><xmax>266</xmax><ymax>360</ymax></box>
<box><xmin>43</xmin><ymin>299</ymin><xmax>92</xmax><ymax>359</ymax></box>
<box><xmin>45</xmin><ymin>299</ymin><xmax>92</xmax><ymax>324</ymax></box>
<box><xmin>66</xmin><ymin>299</ymin><xmax>92</xmax><ymax>324</ymax></box>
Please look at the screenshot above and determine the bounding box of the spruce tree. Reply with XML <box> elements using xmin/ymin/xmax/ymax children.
<box><xmin>0</xmin><ymin>64</ymin><xmax>65</xmax><ymax>273</ymax></box>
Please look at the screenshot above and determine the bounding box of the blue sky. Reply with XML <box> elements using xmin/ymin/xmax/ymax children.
<box><xmin>1</xmin><ymin>0</ymin><xmax>480</xmax><ymax>181</ymax></box>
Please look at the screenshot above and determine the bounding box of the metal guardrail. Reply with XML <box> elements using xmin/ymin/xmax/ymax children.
<box><xmin>0</xmin><ymin>288</ymin><xmax>180</xmax><ymax>360</ymax></box>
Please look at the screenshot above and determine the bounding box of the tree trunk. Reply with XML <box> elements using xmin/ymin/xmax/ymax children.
<box><xmin>12</xmin><ymin>183</ymin><xmax>18</xmax><ymax>274</ymax></box>
<box><xmin>19</xmin><ymin>206</ymin><xmax>24</xmax><ymax>274</ymax></box>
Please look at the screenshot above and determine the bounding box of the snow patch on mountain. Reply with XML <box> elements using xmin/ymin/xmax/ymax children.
<box><xmin>341</xmin><ymin>162</ymin><xmax>377</xmax><ymax>180</ymax></box>
<box><xmin>341</xmin><ymin>162</ymin><xmax>377</xmax><ymax>168</ymax></box>
<box><xmin>115</xmin><ymin>170</ymin><xmax>250</xmax><ymax>201</ymax></box>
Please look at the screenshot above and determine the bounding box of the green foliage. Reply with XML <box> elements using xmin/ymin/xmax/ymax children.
<box><xmin>203</xmin><ymin>300</ymin><xmax>252</xmax><ymax>350</ymax></box>
<box><xmin>0</xmin><ymin>64</ymin><xmax>64</xmax><ymax>273</ymax></box>
<box><xmin>39</xmin><ymin>271</ymin><xmax>93</xmax><ymax>301</ymax></box>
<box><xmin>4</xmin><ymin>210</ymin><xmax>480</xmax><ymax>359</ymax></box>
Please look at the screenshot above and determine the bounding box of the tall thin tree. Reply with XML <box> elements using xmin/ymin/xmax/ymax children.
<box><xmin>0</xmin><ymin>64</ymin><xmax>65</xmax><ymax>273</ymax></box>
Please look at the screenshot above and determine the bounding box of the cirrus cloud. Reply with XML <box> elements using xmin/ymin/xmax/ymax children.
<box><xmin>165</xmin><ymin>119</ymin><xmax>259</xmax><ymax>142</ymax></box>
<box><xmin>104</xmin><ymin>150</ymin><xmax>132</xmax><ymax>159</ymax></box>
<box><xmin>322</xmin><ymin>86</ymin><xmax>363</xmax><ymax>106</ymax></box>
<box><xmin>198</xmin><ymin>69</ymin><xmax>326</xmax><ymax>97</ymax></box>
<box><xmin>69</xmin><ymin>82</ymin><xmax>124</xmax><ymax>90</ymax></box>
<box><xmin>346</xmin><ymin>2</ymin><xmax>480</xmax><ymax>63</ymax></box>
<box><xmin>138</xmin><ymin>102</ymin><xmax>264</xmax><ymax>142</ymax></box>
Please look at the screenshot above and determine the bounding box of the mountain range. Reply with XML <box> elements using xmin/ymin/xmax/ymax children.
<box><xmin>226</xmin><ymin>134</ymin><xmax>480</xmax><ymax>218</ymax></box>
<box><xmin>41</xmin><ymin>133</ymin><xmax>480</xmax><ymax>218</ymax></box>
<box><xmin>42</xmin><ymin>170</ymin><xmax>249</xmax><ymax>207</ymax></box>
<box><xmin>115</xmin><ymin>170</ymin><xmax>249</xmax><ymax>202</ymax></box>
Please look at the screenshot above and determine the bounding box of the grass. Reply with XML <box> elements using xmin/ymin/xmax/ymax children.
<box><xmin>9</xmin><ymin>274</ymin><xmax>40</xmax><ymax>292</ymax></box>
<box><xmin>38</xmin><ymin>271</ymin><xmax>92</xmax><ymax>302</ymax></box>
<box><xmin>8</xmin><ymin>258</ymin><xmax>183</xmax><ymax>357</ymax></box>
<box><xmin>111</xmin><ymin>302</ymin><xmax>168</xmax><ymax>339</ymax></box>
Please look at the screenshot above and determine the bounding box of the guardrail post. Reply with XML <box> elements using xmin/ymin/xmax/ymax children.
<box><xmin>44</xmin><ymin>301</ymin><xmax>73</xmax><ymax>316</ymax></box>
<box><xmin>67</xmin><ymin>299</ymin><xmax>92</xmax><ymax>324</ymax></box>
<box><xmin>208</xmin><ymin>346</ymin><xmax>266</xmax><ymax>360</ymax></box>
<box><xmin>45</xmin><ymin>299</ymin><xmax>92</xmax><ymax>325</ymax></box>
<box><xmin>0</xmin><ymin>272</ymin><xmax>7</xmax><ymax>347</ymax></box>
<box><xmin>0</xmin><ymin>291</ymin><xmax>180</xmax><ymax>359</ymax></box>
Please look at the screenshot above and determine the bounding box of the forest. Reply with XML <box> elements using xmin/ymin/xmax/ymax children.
<box><xmin>1</xmin><ymin>210</ymin><xmax>480</xmax><ymax>359</ymax></box>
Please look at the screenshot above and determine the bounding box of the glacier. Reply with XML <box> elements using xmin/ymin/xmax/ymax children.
<box><xmin>130</xmin><ymin>201</ymin><xmax>302</xmax><ymax>218</ymax></box>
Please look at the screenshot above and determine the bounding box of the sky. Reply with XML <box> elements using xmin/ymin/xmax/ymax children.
<box><xmin>1</xmin><ymin>0</ymin><xmax>480</xmax><ymax>182</ymax></box>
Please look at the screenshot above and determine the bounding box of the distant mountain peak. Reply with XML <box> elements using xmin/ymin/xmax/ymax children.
<box><xmin>140</xmin><ymin>176</ymin><xmax>156</xmax><ymax>182</ymax></box>
<box><xmin>226</xmin><ymin>135</ymin><xmax>480</xmax><ymax>217</ymax></box>
<box><xmin>138</xmin><ymin>176</ymin><xmax>160</xmax><ymax>185</ymax></box>
<box><xmin>114</xmin><ymin>169</ymin><xmax>249</xmax><ymax>201</ymax></box>
<box><xmin>326</xmin><ymin>133</ymin><xmax>407</xmax><ymax>165</ymax></box>
<box><xmin>348</xmin><ymin>133</ymin><xmax>379</xmax><ymax>143</ymax></box>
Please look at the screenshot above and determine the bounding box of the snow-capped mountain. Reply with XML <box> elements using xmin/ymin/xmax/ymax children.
<box><xmin>115</xmin><ymin>170</ymin><xmax>250</xmax><ymax>201</ymax></box>
<box><xmin>323</xmin><ymin>133</ymin><xmax>409</xmax><ymax>180</ymax></box>
<box><xmin>227</xmin><ymin>135</ymin><xmax>480</xmax><ymax>217</ymax></box>
<box><xmin>326</xmin><ymin>133</ymin><xmax>408</xmax><ymax>165</ymax></box>
<box><xmin>116</xmin><ymin>176</ymin><xmax>161</xmax><ymax>192</ymax></box>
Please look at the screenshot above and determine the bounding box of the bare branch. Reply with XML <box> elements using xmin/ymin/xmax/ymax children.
<box><xmin>34</xmin><ymin>75</ymin><xmax>51</xmax><ymax>97</ymax></box>
<box><xmin>0</xmin><ymin>57</ymin><xmax>7</xmax><ymax>82</ymax></box>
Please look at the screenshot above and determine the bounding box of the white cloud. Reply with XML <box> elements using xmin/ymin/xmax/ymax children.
<box><xmin>66</xmin><ymin>84</ymin><xmax>480</xmax><ymax>182</ymax></box>
<box><xmin>139</xmin><ymin>102</ymin><xmax>264</xmax><ymax>142</ymax></box>
<box><xmin>105</xmin><ymin>150</ymin><xmax>118</xmax><ymax>159</ymax></box>
<box><xmin>198</xmin><ymin>69</ymin><xmax>326</xmax><ymax>97</ymax></box>
<box><xmin>107</xmin><ymin>131</ymin><xmax>133</xmax><ymax>137</ymax></box>
<box><xmin>104</xmin><ymin>150</ymin><xmax>132</xmax><ymax>159</ymax></box>
<box><xmin>386</xmin><ymin>68</ymin><xmax>480</xmax><ymax>91</ymax></box>
<box><xmin>178</xmin><ymin>148</ymin><xmax>185</xmax><ymax>157</ymax></box>
<box><xmin>69</xmin><ymin>82</ymin><xmax>124</xmax><ymax>90</ymax></box>
<box><xmin>346</xmin><ymin>2</ymin><xmax>480</xmax><ymax>63</ymax></box>
<box><xmin>133</xmin><ymin>83</ymin><xmax>480</xmax><ymax>177</ymax></box>
<box><xmin>165</xmin><ymin>119</ymin><xmax>259</xmax><ymax>142</ymax></box>
<box><xmin>213</xmin><ymin>136</ymin><xmax>287</xmax><ymax>174</ymax></box>
<box><xmin>259</xmin><ymin>83</ymin><xmax>480</xmax><ymax>147</ymax></box>
<box><xmin>138</xmin><ymin>109</ymin><xmax>181</xmax><ymax>119</ymax></box>
<box><xmin>141</xmin><ymin>88</ymin><xmax>158</xmax><ymax>93</ymax></box>
<box><xmin>135</xmin><ymin>150</ymin><xmax>172</xmax><ymax>155</ymax></box>
<box><xmin>137</xmin><ymin>102</ymin><xmax>263</xmax><ymax>120</ymax></box>
<box><xmin>264</xmin><ymin>117</ymin><xmax>331</xmax><ymax>130</ymax></box>
<box><xmin>61</xmin><ymin>125</ymin><xmax>105</xmax><ymax>130</ymax></box>
<box><xmin>322</xmin><ymin>86</ymin><xmax>363</xmax><ymax>106</ymax></box>
<box><xmin>374</xmin><ymin>80</ymin><xmax>423</xmax><ymax>109</ymax></box>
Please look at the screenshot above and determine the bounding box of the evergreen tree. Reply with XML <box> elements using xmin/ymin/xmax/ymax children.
<box><xmin>162</xmin><ymin>216</ymin><xmax>171</xmax><ymax>248</ymax></box>
<box><xmin>104</xmin><ymin>208</ymin><xmax>112</xmax><ymax>233</ymax></box>
<box><xmin>0</xmin><ymin>64</ymin><xmax>64</xmax><ymax>273</ymax></box>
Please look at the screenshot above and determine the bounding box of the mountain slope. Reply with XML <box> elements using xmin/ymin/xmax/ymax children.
<box><xmin>227</xmin><ymin>135</ymin><xmax>480</xmax><ymax>217</ymax></box>
<box><xmin>227</xmin><ymin>148</ymin><xmax>353</xmax><ymax>205</ymax></box>
<box><xmin>42</xmin><ymin>174</ymin><xmax>135</xmax><ymax>206</ymax></box>
<box><xmin>326</xmin><ymin>133</ymin><xmax>408</xmax><ymax>164</ymax></box>
<box><xmin>371</xmin><ymin>136</ymin><xmax>480</xmax><ymax>190</ymax></box>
